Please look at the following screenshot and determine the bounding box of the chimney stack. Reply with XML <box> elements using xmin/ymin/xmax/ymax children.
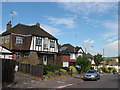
<box><xmin>36</xmin><ymin>22</ymin><xmax>40</xmax><ymax>27</ymax></box>
<box><xmin>6</xmin><ymin>21</ymin><xmax>12</xmax><ymax>31</ymax></box>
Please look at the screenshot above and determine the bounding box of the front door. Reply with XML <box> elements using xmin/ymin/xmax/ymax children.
<box><xmin>43</xmin><ymin>55</ymin><xmax>47</xmax><ymax>65</ymax></box>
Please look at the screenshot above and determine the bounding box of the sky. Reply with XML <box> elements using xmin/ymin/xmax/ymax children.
<box><xmin>1</xmin><ymin>1</ymin><xmax>119</xmax><ymax>57</ymax></box>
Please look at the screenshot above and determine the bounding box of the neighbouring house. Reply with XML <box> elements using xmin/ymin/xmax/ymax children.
<box><xmin>83</xmin><ymin>53</ymin><xmax>94</xmax><ymax>62</ymax></box>
<box><xmin>0</xmin><ymin>45</ymin><xmax>16</xmax><ymax>60</ymax></box>
<box><xmin>0</xmin><ymin>21</ymin><xmax>58</xmax><ymax>65</ymax></box>
<box><xmin>105</xmin><ymin>58</ymin><xmax>119</xmax><ymax>72</ymax></box>
<box><xmin>57</xmin><ymin>44</ymin><xmax>84</xmax><ymax>67</ymax></box>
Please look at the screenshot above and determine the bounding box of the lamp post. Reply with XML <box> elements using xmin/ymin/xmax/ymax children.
<box><xmin>85</xmin><ymin>46</ymin><xmax>94</xmax><ymax>54</ymax></box>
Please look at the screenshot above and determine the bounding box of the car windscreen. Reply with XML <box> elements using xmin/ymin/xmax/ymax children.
<box><xmin>86</xmin><ymin>70</ymin><xmax>96</xmax><ymax>73</ymax></box>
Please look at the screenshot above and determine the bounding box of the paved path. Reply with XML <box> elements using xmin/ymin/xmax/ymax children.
<box><xmin>5</xmin><ymin>72</ymin><xmax>82</xmax><ymax>88</ymax></box>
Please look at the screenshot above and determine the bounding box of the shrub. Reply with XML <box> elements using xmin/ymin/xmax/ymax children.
<box><xmin>54</xmin><ymin>70</ymin><xmax>59</xmax><ymax>72</ymax></box>
<box><xmin>69</xmin><ymin>66</ymin><xmax>77</xmax><ymax>73</ymax></box>
<box><xmin>62</xmin><ymin>67</ymin><xmax>70</xmax><ymax>72</ymax></box>
<box><xmin>112</xmin><ymin>68</ymin><xmax>117</xmax><ymax>73</ymax></box>
<box><xmin>47</xmin><ymin>71</ymin><xmax>53</xmax><ymax>75</ymax></box>
<box><xmin>59</xmin><ymin>69</ymin><xmax>67</xmax><ymax>73</ymax></box>
<box><xmin>54</xmin><ymin>64</ymin><xmax>62</xmax><ymax>71</ymax></box>
<box><xmin>43</xmin><ymin>64</ymin><xmax>62</xmax><ymax>75</ymax></box>
<box><xmin>76</xmin><ymin>67</ymin><xmax>81</xmax><ymax>74</ymax></box>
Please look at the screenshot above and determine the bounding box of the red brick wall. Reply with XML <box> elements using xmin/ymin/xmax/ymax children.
<box><xmin>57</xmin><ymin>55</ymin><xmax>70</xmax><ymax>65</ymax></box>
<box><xmin>12</xmin><ymin>34</ymin><xmax>32</xmax><ymax>50</ymax></box>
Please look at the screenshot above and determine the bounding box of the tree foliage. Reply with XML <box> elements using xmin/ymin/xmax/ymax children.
<box><xmin>94</xmin><ymin>54</ymin><xmax>103</xmax><ymax>66</ymax></box>
<box><xmin>118</xmin><ymin>56</ymin><xmax>120</xmax><ymax>64</ymax></box>
<box><xmin>105</xmin><ymin>58</ymin><xmax>113</xmax><ymax>63</ymax></box>
<box><xmin>76</xmin><ymin>55</ymin><xmax>90</xmax><ymax>73</ymax></box>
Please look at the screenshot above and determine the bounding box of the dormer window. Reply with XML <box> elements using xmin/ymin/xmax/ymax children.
<box><xmin>5</xmin><ymin>35</ymin><xmax>10</xmax><ymax>43</ymax></box>
<box><xmin>2</xmin><ymin>36</ymin><xmax>4</xmax><ymax>44</ymax></box>
<box><xmin>36</xmin><ymin>38</ymin><xmax>42</xmax><ymax>46</ymax></box>
<box><xmin>16</xmin><ymin>37</ymin><xmax>23</xmax><ymax>45</ymax></box>
<box><xmin>50</xmin><ymin>40</ymin><xmax>55</xmax><ymax>48</ymax></box>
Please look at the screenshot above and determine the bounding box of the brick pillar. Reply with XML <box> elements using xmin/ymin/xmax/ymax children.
<box><xmin>54</xmin><ymin>54</ymin><xmax>57</xmax><ymax>65</ymax></box>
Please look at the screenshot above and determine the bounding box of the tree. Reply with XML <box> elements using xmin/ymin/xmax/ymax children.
<box><xmin>118</xmin><ymin>56</ymin><xmax>120</xmax><ymax>64</ymax></box>
<box><xmin>105</xmin><ymin>58</ymin><xmax>113</xmax><ymax>63</ymax></box>
<box><xmin>94</xmin><ymin>54</ymin><xmax>103</xmax><ymax>69</ymax></box>
<box><xmin>76</xmin><ymin>55</ymin><xmax>90</xmax><ymax>73</ymax></box>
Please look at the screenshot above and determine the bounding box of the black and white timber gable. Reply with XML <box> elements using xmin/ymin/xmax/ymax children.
<box><xmin>30</xmin><ymin>36</ymin><xmax>58</xmax><ymax>53</ymax></box>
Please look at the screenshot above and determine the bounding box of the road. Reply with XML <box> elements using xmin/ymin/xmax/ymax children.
<box><xmin>64</xmin><ymin>74</ymin><xmax>119</xmax><ymax>88</ymax></box>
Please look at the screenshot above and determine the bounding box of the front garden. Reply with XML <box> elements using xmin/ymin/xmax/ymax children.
<box><xmin>43</xmin><ymin>64</ymin><xmax>80</xmax><ymax>80</ymax></box>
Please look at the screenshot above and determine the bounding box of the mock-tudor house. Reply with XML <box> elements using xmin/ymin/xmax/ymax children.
<box><xmin>0</xmin><ymin>21</ymin><xmax>58</xmax><ymax>65</ymax></box>
<box><xmin>82</xmin><ymin>52</ymin><xmax>93</xmax><ymax>61</ymax></box>
<box><xmin>57</xmin><ymin>44</ymin><xmax>84</xmax><ymax>66</ymax></box>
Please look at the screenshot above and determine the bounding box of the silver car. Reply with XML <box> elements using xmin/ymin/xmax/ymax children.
<box><xmin>83</xmin><ymin>70</ymin><xmax>100</xmax><ymax>81</ymax></box>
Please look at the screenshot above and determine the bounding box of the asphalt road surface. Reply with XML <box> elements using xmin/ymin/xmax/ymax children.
<box><xmin>65</xmin><ymin>74</ymin><xmax>119</xmax><ymax>88</ymax></box>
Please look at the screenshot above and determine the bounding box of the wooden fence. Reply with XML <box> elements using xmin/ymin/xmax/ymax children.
<box><xmin>2</xmin><ymin>59</ymin><xmax>16</xmax><ymax>84</ymax></box>
<box><xmin>18</xmin><ymin>63</ymin><xmax>43</xmax><ymax>78</ymax></box>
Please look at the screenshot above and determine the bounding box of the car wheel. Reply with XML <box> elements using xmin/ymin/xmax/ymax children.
<box><xmin>83</xmin><ymin>79</ymin><xmax>86</xmax><ymax>81</ymax></box>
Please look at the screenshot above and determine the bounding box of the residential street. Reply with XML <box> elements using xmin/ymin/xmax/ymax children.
<box><xmin>65</xmin><ymin>73</ymin><xmax>119</xmax><ymax>88</ymax></box>
<box><xmin>3</xmin><ymin>73</ymin><xmax>119</xmax><ymax>89</ymax></box>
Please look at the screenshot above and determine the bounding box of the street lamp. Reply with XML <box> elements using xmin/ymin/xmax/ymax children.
<box><xmin>85</xmin><ymin>46</ymin><xmax>94</xmax><ymax>54</ymax></box>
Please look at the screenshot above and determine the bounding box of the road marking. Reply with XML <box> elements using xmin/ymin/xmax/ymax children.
<box><xmin>55</xmin><ymin>80</ymin><xmax>83</xmax><ymax>88</ymax></box>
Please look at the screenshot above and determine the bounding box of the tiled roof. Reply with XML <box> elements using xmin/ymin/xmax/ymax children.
<box><xmin>58</xmin><ymin>44</ymin><xmax>84</xmax><ymax>54</ymax></box>
<box><xmin>2</xmin><ymin>24</ymin><xmax>57</xmax><ymax>40</ymax></box>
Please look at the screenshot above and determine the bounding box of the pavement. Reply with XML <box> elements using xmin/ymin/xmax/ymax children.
<box><xmin>3</xmin><ymin>72</ymin><xmax>82</xmax><ymax>89</ymax></box>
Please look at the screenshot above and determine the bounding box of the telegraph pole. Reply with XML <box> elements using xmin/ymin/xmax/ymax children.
<box><xmin>103</xmin><ymin>49</ymin><xmax>105</xmax><ymax>71</ymax></box>
<box><xmin>103</xmin><ymin>49</ymin><xmax>104</xmax><ymax>58</ymax></box>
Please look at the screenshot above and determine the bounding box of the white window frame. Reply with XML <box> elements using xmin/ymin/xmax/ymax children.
<box><xmin>5</xmin><ymin>35</ymin><xmax>9</xmax><ymax>43</ymax></box>
<box><xmin>44</xmin><ymin>38</ymin><xmax>48</xmax><ymax>49</ymax></box>
<box><xmin>2</xmin><ymin>36</ymin><xmax>4</xmax><ymax>44</ymax></box>
<box><xmin>16</xmin><ymin>37</ymin><xmax>23</xmax><ymax>45</ymax></box>
<box><xmin>50</xmin><ymin>40</ymin><xmax>55</xmax><ymax>48</ymax></box>
<box><xmin>36</xmin><ymin>38</ymin><xmax>42</xmax><ymax>46</ymax></box>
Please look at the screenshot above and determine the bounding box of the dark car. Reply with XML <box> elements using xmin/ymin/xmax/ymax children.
<box><xmin>83</xmin><ymin>70</ymin><xmax>100</xmax><ymax>81</ymax></box>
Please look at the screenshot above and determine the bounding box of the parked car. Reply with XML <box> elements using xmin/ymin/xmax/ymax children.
<box><xmin>82</xmin><ymin>70</ymin><xmax>100</xmax><ymax>81</ymax></box>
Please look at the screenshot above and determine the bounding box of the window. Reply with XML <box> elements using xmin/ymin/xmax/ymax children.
<box><xmin>44</xmin><ymin>44</ymin><xmax>48</xmax><ymax>48</ymax></box>
<box><xmin>44</xmin><ymin>38</ymin><xmax>48</xmax><ymax>49</ymax></box>
<box><xmin>16</xmin><ymin>37</ymin><xmax>23</xmax><ymax>45</ymax></box>
<box><xmin>2</xmin><ymin>37</ymin><xmax>4</xmax><ymax>44</ymax></box>
<box><xmin>50</xmin><ymin>40</ymin><xmax>55</xmax><ymax>48</ymax></box>
<box><xmin>5</xmin><ymin>35</ymin><xmax>10</xmax><ymax>43</ymax></box>
<box><xmin>36</xmin><ymin>38</ymin><xmax>42</xmax><ymax>46</ymax></box>
<box><xmin>24</xmin><ymin>52</ymin><xmax>29</xmax><ymax>58</ymax></box>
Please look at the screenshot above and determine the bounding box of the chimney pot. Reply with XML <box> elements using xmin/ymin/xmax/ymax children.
<box><xmin>36</xmin><ymin>23</ymin><xmax>40</xmax><ymax>27</ymax></box>
<box><xmin>6</xmin><ymin>21</ymin><xmax>12</xmax><ymax>31</ymax></box>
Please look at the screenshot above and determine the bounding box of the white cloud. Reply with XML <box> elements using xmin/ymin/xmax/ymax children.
<box><xmin>84</xmin><ymin>39</ymin><xmax>90</xmax><ymax>44</ymax></box>
<box><xmin>103</xmin><ymin>21</ymin><xmax>118</xmax><ymax>39</ymax></box>
<box><xmin>107</xmin><ymin>36</ymin><xmax>118</xmax><ymax>42</ymax></box>
<box><xmin>0</xmin><ymin>29</ymin><xmax>3</xmax><ymax>34</ymax></box>
<box><xmin>103</xmin><ymin>40</ymin><xmax>118</xmax><ymax>57</ymax></box>
<box><xmin>59</xmin><ymin>2</ymin><xmax>117</xmax><ymax>15</ymax></box>
<box><xmin>41</xmin><ymin>24</ymin><xmax>62</xmax><ymax>36</ymax></box>
<box><xmin>47</xmin><ymin>17</ymin><xmax>76</xmax><ymax>28</ymax></box>
<box><xmin>84</xmin><ymin>39</ymin><xmax>95</xmax><ymax>44</ymax></box>
<box><xmin>90</xmin><ymin>40</ymin><xmax>95</xmax><ymax>44</ymax></box>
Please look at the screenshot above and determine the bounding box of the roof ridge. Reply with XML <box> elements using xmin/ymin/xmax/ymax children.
<box><xmin>2</xmin><ymin>23</ymin><xmax>57</xmax><ymax>40</ymax></box>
